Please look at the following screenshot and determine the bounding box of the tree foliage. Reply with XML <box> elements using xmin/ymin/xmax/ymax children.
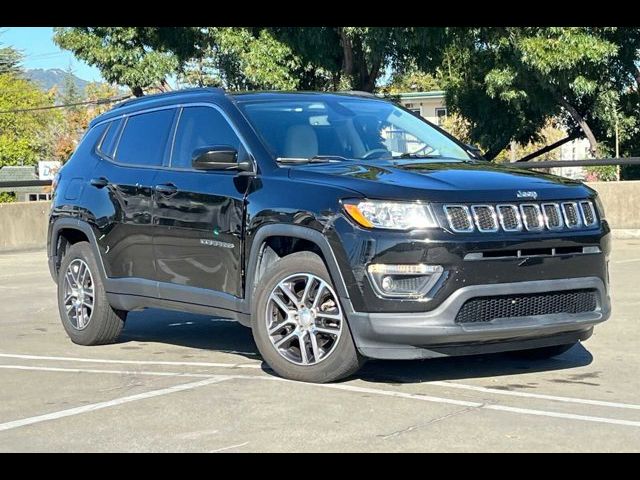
<box><xmin>431</xmin><ymin>27</ymin><xmax>640</xmax><ymax>160</ymax></box>
<box><xmin>53</xmin><ymin>27</ymin><xmax>185</xmax><ymax>96</ymax></box>
<box><xmin>0</xmin><ymin>72</ymin><xmax>61</xmax><ymax>166</ymax></box>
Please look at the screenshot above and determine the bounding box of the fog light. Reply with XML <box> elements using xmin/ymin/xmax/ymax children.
<box><xmin>381</xmin><ymin>276</ymin><xmax>394</xmax><ymax>291</ymax></box>
<box><xmin>367</xmin><ymin>264</ymin><xmax>444</xmax><ymax>298</ymax></box>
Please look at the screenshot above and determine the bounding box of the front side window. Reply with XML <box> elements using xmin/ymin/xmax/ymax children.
<box><xmin>115</xmin><ymin>109</ymin><xmax>175</xmax><ymax>167</ymax></box>
<box><xmin>237</xmin><ymin>97</ymin><xmax>470</xmax><ymax>162</ymax></box>
<box><xmin>171</xmin><ymin>106</ymin><xmax>243</xmax><ymax>169</ymax></box>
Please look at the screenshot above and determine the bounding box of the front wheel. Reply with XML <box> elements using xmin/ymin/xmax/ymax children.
<box><xmin>251</xmin><ymin>251</ymin><xmax>364</xmax><ymax>383</ymax></box>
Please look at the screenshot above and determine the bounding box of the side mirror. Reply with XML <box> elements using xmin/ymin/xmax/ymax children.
<box><xmin>192</xmin><ymin>145</ymin><xmax>252</xmax><ymax>171</ymax></box>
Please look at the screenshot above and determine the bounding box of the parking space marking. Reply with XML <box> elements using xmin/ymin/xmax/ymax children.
<box><xmin>0</xmin><ymin>352</ymin><xmax>262</xmax><ymax>369</ymax></box>
<box><xmin>309</xmin><ymin>382</ymin><xmax>640</xmax><ymax>428</ymax></box>
<box><xmin>0</xmin><ymin>364</ymin><xmax>217</xmax><ymax>378</ymax></box>
<box><xmin>209</xmin><ymin>441</ymin><xmax>249</xmax><ymax>453</ymax></box>
<box><xmin>0</xmin><ymin>376</ymin><xmax>229</xmax><ymax>433</ymax></box>
<box><xmin>3</xmin><ymin>352</ymin><xmax>640</xmax><ymax>412</ymax></box>
<box><xmin>2</xmin><ymin>361</ymin><xmax>640</xmax><ymax>431</ymax></box>
<box><xmin>427</xmin><ymin>381</ymin><xmax>640</xmax><ymax>410</ymax></box>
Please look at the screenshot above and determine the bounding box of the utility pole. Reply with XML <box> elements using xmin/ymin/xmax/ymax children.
<box><xmin>615</xmin><ymin>110</ymin><xmax>621</xmax><ymax>181</ymax></box>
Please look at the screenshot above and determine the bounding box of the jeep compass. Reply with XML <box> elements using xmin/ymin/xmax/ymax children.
<box><xmin>47</xmin><ymin>88</ymin><xmax>610</xmax><ymax>383</ymax></box>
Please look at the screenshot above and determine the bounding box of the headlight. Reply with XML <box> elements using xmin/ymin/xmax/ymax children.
<box><xmin>343</xmin><ymin>199</ymin><xmax>438</xmax><ymax>230</ymax></box>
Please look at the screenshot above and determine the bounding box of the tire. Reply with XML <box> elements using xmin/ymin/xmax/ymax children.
<box><xmin>57</xmin><ymin>241</ymin><xmax>126</xmax><ymax>346</ymax></box>
<box><xmin>508</xmin><ymin>342</ymin><xmax>577</xmax><ymax>360</ymax></box>
<box><xmin>251</xmin><ymin>251</ymin><xmax>364</xmax><ymax>383</ymax></box>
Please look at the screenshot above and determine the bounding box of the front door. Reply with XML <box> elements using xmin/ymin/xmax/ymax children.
<box><xmin>152</xmin><ymin>105</ymin><xmax>249</xmax><ymax>301</ymax></box>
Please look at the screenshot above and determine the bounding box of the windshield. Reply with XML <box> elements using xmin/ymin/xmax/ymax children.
<box><xmin>237</xmin><ymin>97</ymin><xmax>472</xmax><ymax>162</ymax></box>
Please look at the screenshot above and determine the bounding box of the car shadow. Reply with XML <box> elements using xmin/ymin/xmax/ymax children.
<box><xmin>118</xmin><ymin>309</ymin><xmax>594</xmax><ymax>384</ymax></box>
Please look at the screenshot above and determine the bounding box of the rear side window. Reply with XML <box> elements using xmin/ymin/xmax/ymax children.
<box><xmin>171</xmin><ymin>106</ymin><xmax>243</xmax><ymax>169</ymax></box>
<box><xmin>98</xmin><ymin>118</ymin><xmax>123</xmax><ymax>159</ymax></box>
<box><xmin>115</xmin><ymin>109</ymin><xmax>175</xmax><ymax>167</ymax></box>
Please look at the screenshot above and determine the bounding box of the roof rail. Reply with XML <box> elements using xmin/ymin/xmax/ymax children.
<box><xmin>339</xmin><ymin>90</ymin><xmax>379</xmax><ymax>98</ymax></box>
<box><xmin>113</xmin><ymin>87</ymin><xmax>226</xmax><ymax>109</ymax></box>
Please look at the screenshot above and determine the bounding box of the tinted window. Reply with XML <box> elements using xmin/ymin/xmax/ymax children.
<box><xmin>115</xmin><ymin>109</ymin><xmax>175</xmax><ymax>166</ymax></box>
<box><xmin>99</xmin><ymin>118</ymin><xmax>123</xmax><ymax>158</ymax></box>
<box><xmin>171</xmin><ymin>106</ymin><xmax>243</xmax><ymax>169</ymax></box>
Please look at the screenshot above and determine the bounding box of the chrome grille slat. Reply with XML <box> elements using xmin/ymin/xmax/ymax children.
<box><xmin>542</xmin><ymin>203</ymin><xmax>564</xmax><ymax>230</ymax></box>
<box><xmin>562</xmin><ymin>202</ymin><xmax>582</xmax><ymax>229</ymax></box>
<box><xmin>580</xmin><ymin>201</ymin><xmax>597</xmax><ymax>227</ymax></box>
<box><xmin>443</xmin><ymin>205</ymin><xmax>474</xmax><ymax>232</ymax></box>
<box><xmin>443</xmin><ymin>200</ymin><xmax>598</xmax><ymax>233</ymax></box>
<box><xmin>471</xmin><ymin>205</ymin><xmax>498</xmax><ymax>232</ymax></box>
<box><xmin>520</xmin><ymin>204</ymin><xmax>544</xmax><ymax>231</ymax></box>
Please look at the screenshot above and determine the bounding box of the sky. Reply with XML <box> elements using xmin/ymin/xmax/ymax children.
<box><xmin>0</xmin><ymin>27</ymin><xmax>103</xmax><ymax>82</ymax></box>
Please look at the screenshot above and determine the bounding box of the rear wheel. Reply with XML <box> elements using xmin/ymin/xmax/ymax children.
<box><xmin>57</xmin><ymin>242</ymin><xmax>126</xmax><ymax>345</ymax></box>
<box><xmin>509</xmin><ymin>342</ymin><xmax>577</xmax><ymax>360</ymax></box>
<box><xmin>251</xmin><ymin>251</ymin><xmax>364</xmax><ymax>383</ymax></box>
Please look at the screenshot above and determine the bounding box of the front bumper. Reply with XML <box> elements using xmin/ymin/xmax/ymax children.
<box><xmin>345</xmin><ymin>276</ymin><xmax>610</xmax><ymax>359</ymax></box>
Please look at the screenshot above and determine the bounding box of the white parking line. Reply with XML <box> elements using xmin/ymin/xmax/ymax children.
<box><xmin>308</xmin><ymin>382</ymin><xmax>640</xmax><ymax>428</ymax></box>
<box><xmin>3</xmin><ymin>352</ymin><xmax>640</xmax><ymax>412</ymax></box>
<box><xmin>2</xmin><ymin>362</ymin><xmax>640</xmax><ymax>431</ymax></box>
<box><xmin>0</xmin><ymin>376</ymin><xmax>229</xmax><ymax>433</ymax></box>
<box><xmin>209</xmin><ymin>441</ymin><xmax>249</xmax><ymax>453</ymax></box>
<box><xmin>0</xmin><ymin>364</ymin><xmax>216</xmax><ymax>378</ymax></box>
<box><xmin>0</xmin><ymin>352</ymin><xmax>262</xmax><ymax>369</ymax></box>
<box><xmin>427</xmin><ymin>381</ymin><xmax>640</xmax><ymax>410</ymax></box>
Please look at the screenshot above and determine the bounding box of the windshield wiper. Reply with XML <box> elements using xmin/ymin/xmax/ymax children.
<box><xmin>276</xmin><ymin>155</ymin><xmax>348</xmax><ymax>164</ymax></box>
<box><xmin>393</xmin><ymin>153</ymin><xmax>442</xmax><ymax>159</ymax></box>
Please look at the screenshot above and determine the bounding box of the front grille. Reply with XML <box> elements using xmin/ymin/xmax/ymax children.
<box><xmin>442</xmin><ymin>200</ymin><xmax>598</xmax><ymax>234</ymax></box>
<box><xmin>562</xmin><ymin>202</ymin><xmax>581</xmax><ymax>228</ymax></box>
<box><xmin>444</xmin><ymin>205</ymin><xmax>474</xmax><ymax>232</ymax></box>
<box><xmin>455</xmin><ymin>289</ymin><xmax>598</xmax><ymax>324</ymax></box>
<box><xmin>542</xmin><ymin>203</ymin><xmax>563</xmax><ymax>230</ymax></box>
<box><xmin>471</xmin><ymin>205</ymin><xmax>498</xmax><ymax>232</ymax></box>
<box><xmin>580</xmin><ymin>201</ymin><xmax>596</xmax><ymax>226</ymax></box>
<box><xmin>497</xmin><ymin>205</ymin><xmax>522</xmax><ymax>231</ymax></box>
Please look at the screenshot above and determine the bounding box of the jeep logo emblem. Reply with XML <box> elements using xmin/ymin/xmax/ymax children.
<box><xmin>517</xmin><ymin>190</ymin><xmax>538</xmax><ymax>200</ymax></box>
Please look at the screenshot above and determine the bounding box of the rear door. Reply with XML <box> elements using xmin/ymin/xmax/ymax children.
<box><xmin>90</xmin><ymin>107</ymin><xmax>176</xmax><ymax>281</ymax></box>
<box><xmin>152</xmin><ymin>105</ymin><xmax>250</xmax><ymax>301</ymax></box>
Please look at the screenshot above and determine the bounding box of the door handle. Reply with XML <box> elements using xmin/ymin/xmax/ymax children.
<box><xmin>155</xmin><ymin>183</ymin><xmax>178</xmax><ymax>196</ymax></box>
<box><xmin>90</xmin><ymin>177</ymin><xmax>109</xmax><ymax>188</ymax></box>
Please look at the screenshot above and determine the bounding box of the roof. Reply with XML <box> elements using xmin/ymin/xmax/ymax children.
<box><xmin>0</xmin><ymin>166</ymin><xmax>41</xmax><ymax>194</ymax></box>
<box><xmin>0</xmin><ymin>166</ymin><xmax>38</xmax><ymax>182</ymax></box>
<box><xmin>395</xmin><ymin>90</ymin><xmax>446</xmax><ymax>100</ymax></box>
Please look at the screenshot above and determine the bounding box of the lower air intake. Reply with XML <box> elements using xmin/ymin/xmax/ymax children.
<box><xmin>455</xmin><ymin>289</ymin><xmax>599</xmax><ymax>324</ymax></box>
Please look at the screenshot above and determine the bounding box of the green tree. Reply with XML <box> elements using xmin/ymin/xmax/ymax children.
<box><xmin>430</xmin><ymin>27</ymin><xmax>640</xmax><ymax>160</ymax></box>
<box><xmin>0</xmin><ymin>72</ymin><xmax>61</xmax><ymax>166</ymax></box>
<box><xmin>0</xmin><ymin>44</ymin><xmax>22</xmax><ymax>75</ymax></box>
<box><xmin>179</xmin><ymin>28</ymin><xmax>332</xmax><ymax>91</ymax></box>
<box><xmin>382</xmin><ymin>69</ymin><xmax>441</xmax><ymax>95</ymax></box>
<box><xmin>53</xmin><ymin>27</ymin><xmax>184</xmax><ymax>96</ymax></box>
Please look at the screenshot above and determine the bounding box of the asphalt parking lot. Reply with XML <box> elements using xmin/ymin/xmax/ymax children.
<box><xmin>0</xmin><ymin>239</ymin><xmax>639</xmax><ymax>452</ymax></box>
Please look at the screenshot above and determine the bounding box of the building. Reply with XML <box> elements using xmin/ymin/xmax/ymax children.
<box><xmin>0</xmin><ymin>165</ymin><xmax>52</xmax><ymax>202</ymax></box>
<box><xmin>395</xmin><ymin>91</ymin><xmax>448</xmax><ymax>126</ymax></box>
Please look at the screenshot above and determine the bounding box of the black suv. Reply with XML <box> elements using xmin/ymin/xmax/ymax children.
<box><xmin>48</xmin><ymin>88</ymin><xmax>611</xmax><ymax>383</ymax></box>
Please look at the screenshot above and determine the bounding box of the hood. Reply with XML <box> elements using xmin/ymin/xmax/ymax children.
<box><xmin>287</xmin><ymin>159</ymin><xmax>593</xmax><ymax>203</ymax></box>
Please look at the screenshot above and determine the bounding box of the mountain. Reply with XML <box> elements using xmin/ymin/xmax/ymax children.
<box><xmin>25</xmin><ymin>68</ymin><xmax>89</xmax><ymax>96</ymax></box>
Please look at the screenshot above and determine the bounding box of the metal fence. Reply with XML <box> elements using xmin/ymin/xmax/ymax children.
<box><xmin>1</xmin><ymin>158</ymin><xmax>640</xmax><ymax>190</ymax></box>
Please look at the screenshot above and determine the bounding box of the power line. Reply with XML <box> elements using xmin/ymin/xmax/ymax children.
<box><xmin>0</xmin><ymin>94</ymin><xmax>132</xmax><ymax>115</ymax></box>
